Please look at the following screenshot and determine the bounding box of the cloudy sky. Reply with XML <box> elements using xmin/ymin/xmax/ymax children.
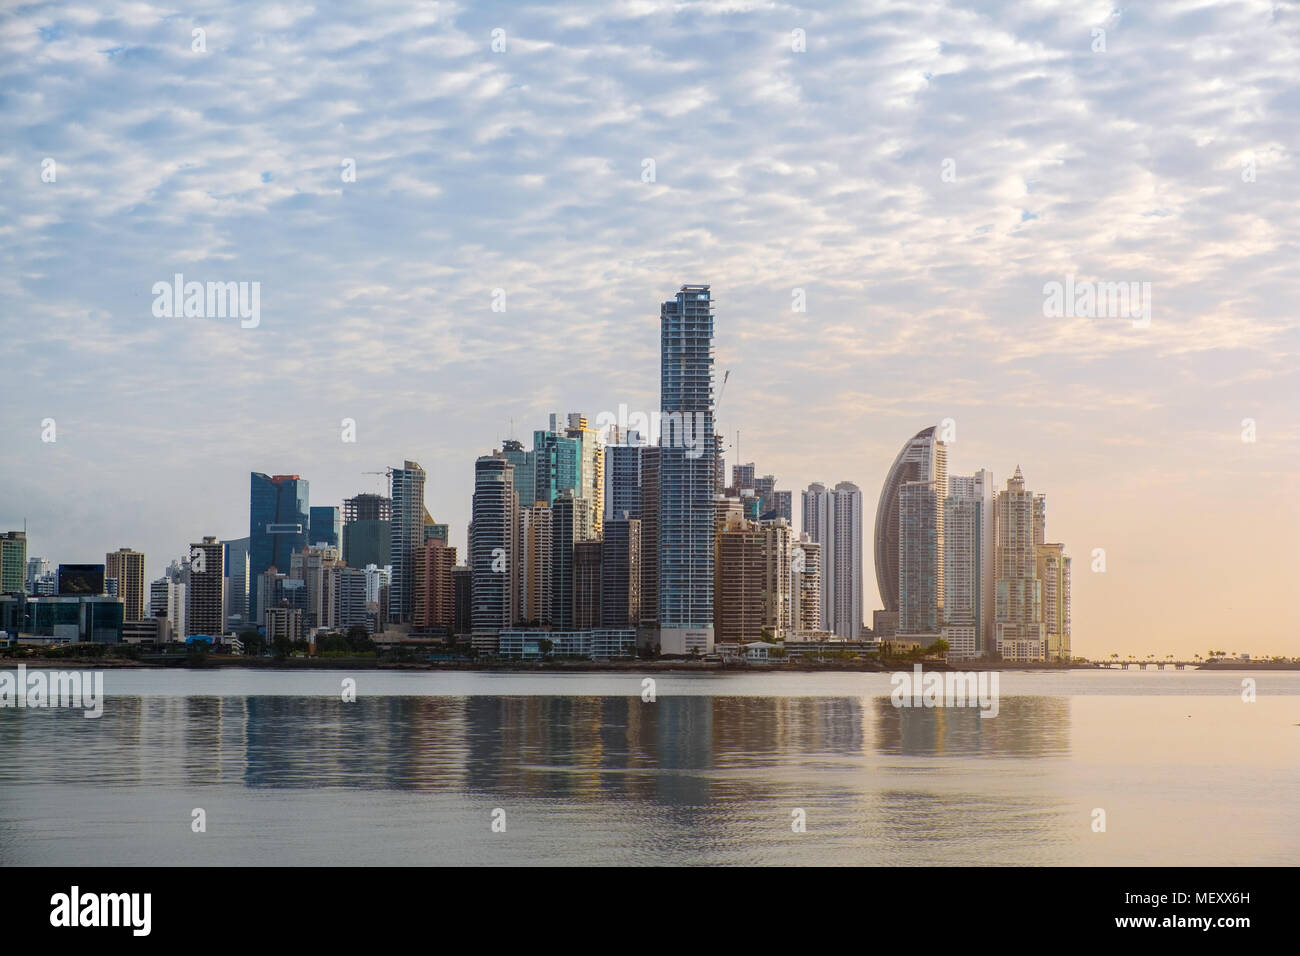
<box><xmin>2</xmin><ymin>0</ymin><xmax>1297</xmax><ymax>657</ymax></box>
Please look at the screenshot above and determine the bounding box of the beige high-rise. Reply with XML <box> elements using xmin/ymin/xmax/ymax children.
<box><xmin>105</xmin><ymin>548</ymin><xmax>146</xmax><ymax>622</ymax></box>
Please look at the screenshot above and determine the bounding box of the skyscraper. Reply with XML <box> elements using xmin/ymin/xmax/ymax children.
<box><xmin>899</xmin><ymin>481</ymin><xmax>941</xmax><ymax>635</ymax></box>
<box><xmin>470</xmin><ymin>453</ymin><xmax>516</xmax><ymax>649</ymax></box>
<box><xmin>801</xmin><ymin>481</ymin><xmax>863</xmax><ymax>639</ymax></box>
<box><xmin>185</xmin><ymin>536</ymin><xmax>225</xmax><ymax>637</ymax></box>
<box><xmin>1036</xmin><ymin>541</ymin><xmax>1072</xmax><ymax>662</ymax></box>
<box><xmin>104</xmin><ymin>548</ymin><xmax>145</xmax><ymax>622</ymax></box>
<box><xmin>605</xmin><ymin>436</ymin><xmax>643</xmax><ymax>521</ymax></box>
<box><xmin>309</xmin><ymin>506</ymin><xmax>341</xmax><ymax>548</ymax></box>
<box><xmin>249</xmin><ymin>473</ymin><xmax>309</xmax><ymax>615</ymax></box>
<box><xmin>600</xmin><ymin>515</ymin><xmax>641</xmax><ymax>628</ymax></box>
<box><xmin>874</xmin><ymin>427</ymin><xmax>947</xmax><ymax>614</ymax></box>
<box><xmin>994</xmin><ymin>466</ymin><xmax>1045</xmax><ymax>660</ymax></box>
<box><xmin>550</xmin><ymin>491</ymin><xmax>590</xmax><ymax>630</ymax></box>
<box><xmin>791</xmin><ymin>535</ymin><xmax>822</xmax><ymax>631</ymax></box>
<box><xmin>658</xmin><ymin>284</ymin><xmax>716</xmax><ymax>656</ymax></box>
<box><xmin>0</xmin><ymin>531</ymin><xmax>27</xmax><ymax>594</ymax></box>
<box><xmin>413</xmin><ymin>537</ymin><xmax>457</xmax><ymax>631</ymax></box>
<box><xmin>532</xmin><ymin>423</ymin><xmax>581</xmax><ymax>507</ymax></box>
<box><xmin>342</xmin><ymin>493</ymin><xmax>391</xmax><ymax>571</ymax></box>
<box><xmin>221</xmin><ymin>536</ymin><xmax>250</xmax><ymax>626</ymax></box>
<box><xmin>638</xmin><ymin>445</ymin><xmax>660</xmax><ymax>629</ymax></box>
<box><xmin>573</xmin><ymin>541</ymin><xmax>603</xmax><ymax>629</ymax></box>
<box><xmin>714</xmin><ymin>513</ymin><xmax>792</xmax><ymax>644</ymax></box>
<box><xmin>564</xmin><ymin>413</ymin><xmax>605</xmax><ymax>535</ymax></box>
<box><xmin>389</xmin><ymin>461</ymin><xmax>426</xmax><ymax>624</ymax></box>
<box><xmin>501</xmin><ymin>439</ymin><xmax>535</xmax><ymax>510</ymax></box>
<box><xmin>945</xmin><ymin>470</ymin><xmax>994</xmax><ymax>658</ymax></box>
<box><xmin>518</xmin><ymin>503</ymin><xmax>552</xmax><ymax>626</ymax></box>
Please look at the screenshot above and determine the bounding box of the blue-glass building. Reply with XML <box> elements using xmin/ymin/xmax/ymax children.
<box><xmin>605</xmin><ymin>441</ymin><xmax>642</xmax><ymax>521</ymax></box>
<box><xmin>658</xmin><ymin>285</ymin><xmax>716</xmax><ymax>655</ymax></box>
<box><xmin>249</xmin><ymin>473</ymin><xmax>309</xmax><ymax>613</ymax></box>
<box><xmin>531</xmin><ymin>429</ymin><xmax>580</xmax><ymax>506</ymax></box>
<box><xmin>309</xmin><ymin>505</ymin><xmax>341</xmax><ymax>548</ymax></box>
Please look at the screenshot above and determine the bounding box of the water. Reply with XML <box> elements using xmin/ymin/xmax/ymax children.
<box><xmin>2</xmin><ymin>668</ymin><xmax>1297</xmax><ymax>865</ymax></box>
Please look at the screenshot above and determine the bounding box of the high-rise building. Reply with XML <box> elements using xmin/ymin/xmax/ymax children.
<box><xmin>714</xmin><ymin>514</ymin><xmax>792</xmax><ymax>645</ymax></box>
<box><xmin>533</xmin><ymin>422</ymin><xmax>581</xmax><ymax>507</ymax></box>
<box><xmin>185</xmin><ymin>537</ymin><xmax>226</xmax><ymax>637</ymax></box>
<box><xmin>658</xmin><ymin>284</ymin><xmax>716</xmax><ymax>655</ymax></box>
<box><xmin>791</xmin><ymin>534</ymin><xmax>822</xmax><ymax>631</ymax></box>
<box><xmin>638</xmin><ymin>446</ymin><xmax>660</xmax><ymax>627</ymax></box>
<box><xmin>343</xmin><ymin>493</ymin><xmax>392</xmax><ymax>523</ymax></box>
<box><xmin>605</xmin><ymin>438</ymin><xmax>643</xmax><ymax>521</ymax></box>
<box><xmin>874</xmin><ymin>427</ymin><xmax>947</xmax><ymax>614</ymax></box>
<box><xmin>149</xmin><ymin>576</ymin><xmax>185</xmax><ymax>639</ymax></box>
<box><xmin>550</xmin><ymin>491</ymin><xmax>590</xmax><ymax>630</ymax></box>
<box><xmin>104</xmin><ymin>548</ymin><xmax>146</xmax><ymax>622</ymax></box>
<box><xmin>0</xmin><ymin>532</ymin><xmax>27</xmax><ymax>594</ymax></box>
<box><xmin>945</xmin><ymin>471</ymin><xmax>994</xmax><ymax>658</ymax></box>
<box><xmin>219</xmin><ymin>536</ymin><xmax>250</xmax><ymax>627</ymax></box>
<box><xmin>801</xmin><ymin>481</ymin><xmax>863</xmax><ymax>638</ymax></box>
<box><xmin>24</xmin><ymin>555</ymin><xmax>50</xmax><ymax>594</ymax></box>
<box><xmin>564</xmin><ymin>413</ymin><xmax>605</xmax><ymax>535</ymax></box>
<box><xmin>994</xmin><ymin>466</ymin><xmax>1045</xmax><ymax>660</ymax></box>
<box><xmin>518</xmin><ymin>503</ymin><xmax>552</xmax><ymax>626</ymax></box>
<box><xmin>291</xmin><ymin>545</ymin><xmax>341</xmax><ymax>630</ymax></box>
<box><xmin>600</xmin><ymin>515</ymin><xmax>641</xmax><ymax>628</ymax></box>
<box><xmin>470</xmin><ymin>453</ymin><xmax>516</xmax><ymax>649</ymax></box>
<box><xmin>1036</xmin><ymin>541</ymin><xmax>1071</xmax><ymax>662</ymax></box>
<box><xmin>573</xmin><ymin>541</ymin><xmax>603</xmax><ymax>630</ymax></box>
<box><xmin>899</xmin><ymin>480</ymin><xmax>942</xmax><ymax>635</ymax></box>
<box><xmin>413</xmin><ymin>538</ymin><xmax>457</xmax><ymax>631</ymax></box>
<box><xmin>342</xmin><ymin>493</ymin><xmax>391</xmax><ymax>572</ymax></box>
<box><xmin>828</xmin><ymin>482</ymin><xmax>862</xmax><ymax>639</ymax></box>
<box><xmin>309</xmin><ymin>506</ymin><xmax>341</xmax><ymax>548</ymax></box>
<box><xmin>452</xmin><ymin>566</ymin><xmax>472</xmax><ymax>636</ymax></box>
<box><xmin>249</xmin><ymin>473</ymin><xmax>309</xmax><ymax>616</ymax></box>
<box><xmin>334</xmin><ymin>566</ymin><xmax>369</xmax><ymax>632</ymax></box>
<box><xmin>389</xmin><ymin>461</ymin><xmax>426</xmax><ymax>624</ymax></box>
<box><xmin>501</xmin><ymin>439</ymin><xmax>536</xmax><ymax>510</ymax></box>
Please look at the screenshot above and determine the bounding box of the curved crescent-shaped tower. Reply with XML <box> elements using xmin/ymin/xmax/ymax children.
<box><xmin>874</xmin><ymin>427</ymin><xmax>945</xmax><ymax>611</ymax></box>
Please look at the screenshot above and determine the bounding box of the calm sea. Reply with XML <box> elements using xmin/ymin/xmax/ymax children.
<box><xmin>2</xmin><ymin>668</ymin><xmax>1296</xmax><ymax>865</ymax></box>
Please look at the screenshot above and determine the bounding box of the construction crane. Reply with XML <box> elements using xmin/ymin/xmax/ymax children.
<box><xmin>361</xmin><ymin>469</ymin><xmax>392</xmax><ymax>494</ymax></box>
<box><xmin>715</xmin><ymin>369</ymin><xmax>731</xmax><ymax>489</ymax></box>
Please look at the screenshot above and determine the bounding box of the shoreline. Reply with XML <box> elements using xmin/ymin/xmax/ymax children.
<box><xmin>2</xmin><ymin>655</ymin><xmax>1295</xmax><ymax>672</ymax></box>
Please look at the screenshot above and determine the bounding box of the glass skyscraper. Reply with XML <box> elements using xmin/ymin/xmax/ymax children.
<box><xmin>389</xmin><ymin>461</ymin><xmax>426</xmax><ymax>624</ymax></box>
<box><xmin>657</xmin><ymin>284</ymin><xmax>716</xmax><ymax>655</ymax></box>
<box><xmin>309</xmin><ymin>505</ymin><xmax>341</xmax><ymax>548</ymax></box>
<box><xmin>532</xmin><ymin>425</ymin><xmax>580</xmax><ymax>507</ymax></box>
<box><xmin>605</xmin><ymin>439</ymin><xmax>642</xmax><ymax>521</ymax></box>
<box><xmin>249</xmin><ymin>473</ymin><xmax>309</xmax><ymax>615</ymax></box>
<box><xmin>874</xmin><ymin>427</ymin><xmax>946</xmax><ymax>614</ymax></box>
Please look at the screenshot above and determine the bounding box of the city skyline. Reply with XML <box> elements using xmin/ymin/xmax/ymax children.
<box><xmin>3</xmin><ymin>2</ymin><xmax>1297</xmax><ymax>658</ymax></box>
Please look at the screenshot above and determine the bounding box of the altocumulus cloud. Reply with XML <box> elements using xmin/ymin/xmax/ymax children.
<box><xmin>0</xmin><ymin>0</ymin><xmax>1297</xmax><ymax>652</ymax></box>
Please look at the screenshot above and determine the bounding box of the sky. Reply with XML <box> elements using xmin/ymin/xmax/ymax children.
<box><xmin>1</xmin><ymin>1</ymin><xmax>1297</xmax><ymax>658</ymax></box>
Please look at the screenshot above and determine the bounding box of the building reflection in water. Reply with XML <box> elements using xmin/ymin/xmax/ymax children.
<box><xmin>873</xmin><ymin>696</ymin><xmax>1071</xmax><ymax>757</ymax></box>
<box><xmin>0</xmin><ymin>694</ymin><xmax>1071</xmax><ymax>802</ymax></box>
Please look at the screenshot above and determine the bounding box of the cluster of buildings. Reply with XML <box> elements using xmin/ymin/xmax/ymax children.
<box><xmin>1</xmin><ymin>284</ymin><xmax>1070</xmax><ymax>663</ymax></box>
<box><xmin>870</xmin><ymin>428</ymin><xmax>1072</xmax><ymax>662</ymax></box>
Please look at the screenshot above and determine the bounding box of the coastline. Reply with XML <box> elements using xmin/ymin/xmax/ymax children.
<box><xmin>3</xmin><ymin>655</ymin><xmax>1294</xmax><ymax>672</ymax></box>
